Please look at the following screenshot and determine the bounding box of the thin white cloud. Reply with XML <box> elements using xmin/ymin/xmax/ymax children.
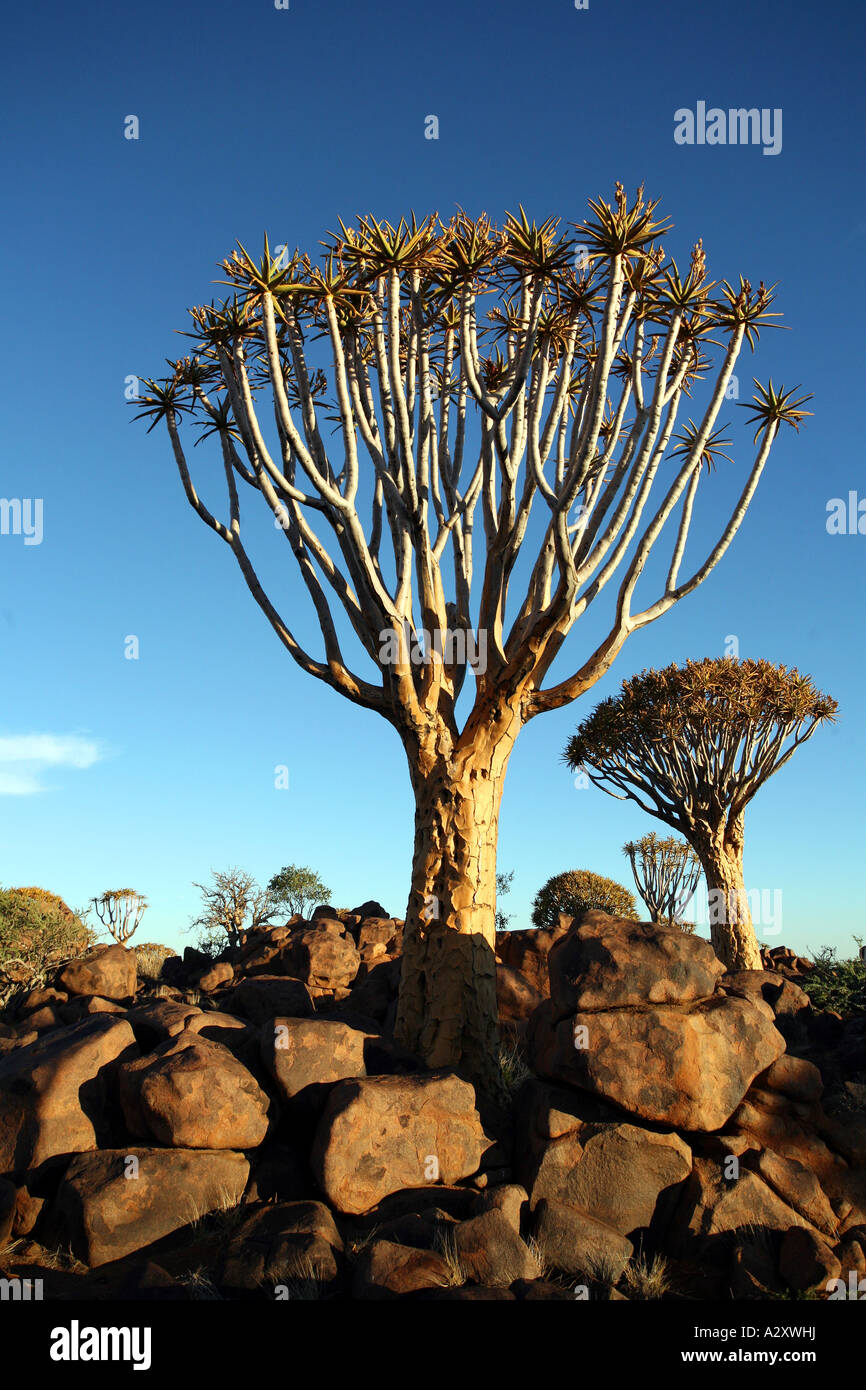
<box><xmin>0</xmin><ymin>733</ymin><xmax>103</xmax><ymax>795</ymax></box>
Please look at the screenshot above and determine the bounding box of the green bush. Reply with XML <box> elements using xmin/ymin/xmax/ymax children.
<box><xmin>531</xmin><ymin>869</ymin><xmax>639</xmax><ymax>930</ymax></box>
<box><xmin>802</xmin><ymin>944</ymin><xmax>866</xmax><ymax>1018</ymax></box>
<box><xmin>0</xmin><ymin>885</ymin><xmax>94</xmax><ymax>1005</ymax></box>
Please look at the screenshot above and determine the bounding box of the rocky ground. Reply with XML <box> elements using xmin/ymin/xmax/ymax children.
<box><xmin>0</xmin><ymin>905</ymin><xmax>864</xmax><ymax>1301</ymax></box>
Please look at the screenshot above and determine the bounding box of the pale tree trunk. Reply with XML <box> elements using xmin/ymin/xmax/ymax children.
<box><xmin>695</xmin><ymin>813</ymin><xmax>763</xmax><ymax>971</ymax></box>
<box><xmin>394</xmin><ymin>712</ymin><xmax>519</xmax><ymax>1099</ymax></box>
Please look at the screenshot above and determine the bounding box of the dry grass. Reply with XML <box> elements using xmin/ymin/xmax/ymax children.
<box><xmin>498</xmin><ymin>1037</ymin><xmax>532</xmax><ymax>1096</ymax></box>
<box><xmin>432</xmin><ymin>1228</ymin><xmax>470</xmax><ymax>1287</ymax></box>
<box><xmin>175</xmin><ymin>1265</ymin><xmax>223</xmax><ymax>1300</ymax></box>
<box><xmin>622</xmin><ymin>1253</ymin><xmax>673</xmax><ymax>1299</ymax></box>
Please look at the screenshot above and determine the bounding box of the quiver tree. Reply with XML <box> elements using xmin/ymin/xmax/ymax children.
<box><xmin>134</xmin><ymin>185</ymin><xmax>810</xmax><ymax>1093</ymax></box>
<box><xmin>623</xmin><ymin>831</ymin><xmax>702</xmax><ymax>927</ymax></box>
<box><xmin>565</xmin><ymin>658</ymin><xmax>837</xmax><ymax>969</ymax></box>
<box><xmin>91</xmin><ymin>889</ymin><xmax>148</xmax><ymax>945</ymax></box>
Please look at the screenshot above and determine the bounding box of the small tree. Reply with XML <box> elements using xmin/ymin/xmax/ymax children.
<box><xmin>623</xmin><ymin>831</ymin><xmax>702</xmax><ymax>927</ymax></box>
<box><xmin>190</xmin><ymin>868</ymin><xmax>276</xmax><ymax>950</ymax></box>
<box><xmin>531</xmin><ymin>869</ymin><xmax>638</xmax><ymax>929</ymax></box>
<box><xmin>565</xmin><ymin>658</ymin><xmax>837</xmax><ymax>970</ymax></box>
<box><xmin>495</xmin><ymin>869</ymin><xmax>515</xmax><ymax>932</ymax></box>
<box><xmin>91</xmin><ymin>889</ymin><xmax>148</xmax><ymax>944</ymax></box>
<box><xmin>267</xmin><ymin>864</ymin><xmax>331</xmax><ymax>919</ymax></box>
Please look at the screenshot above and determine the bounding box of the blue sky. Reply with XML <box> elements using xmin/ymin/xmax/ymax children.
<box><xmin>1</xmin><ymin>0</ymin><xmax>864</xmax><ymax>957</ymax></box>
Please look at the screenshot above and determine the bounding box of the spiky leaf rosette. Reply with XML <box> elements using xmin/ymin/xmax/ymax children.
<box><xmin>565</xmin><ymin>657</ymin><xmax>837</xmax><ymax>830</ymax></box>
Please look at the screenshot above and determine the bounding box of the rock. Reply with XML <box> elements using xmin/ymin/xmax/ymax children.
<box><xmin>312</xmin><ymin>1073</ymin><xmax>487</xmax><ymax>1214</ymax></box>
<box><xmin>118</xmin><ymin>1032</ymin><xmax>270</xmax><ymax>1149</ymax></box>
<box><xmin>226</xmin><ymin>976</ymin><xmax>315</xmax><ymax>1024</ymax></box>
<box><xmin>548</xmin><ymin>911</ymin><xmax>725</xmax><ymax>1014</ymax></box>
<box><xmin>496</xmin><ymin>965</ymin><xmax>544</xmax><ymax>1024</ymax></box>
<box><xmin>532</xmin><ymin>1197</ymin><xmax>633</xmax><ymax>1280</ymax></box>
<box><xmin>758</xmin><ymin>1054</ymin><xmax>824</xmax><ymax>1105</ymax></box>
<box><xmin>126</xmin><ymin>1000</ymin><xmax>205</xmax><ymax>1046</ymax></box>
<box><xmin>474</xmin><ymin>1184</ymin><xmax>528</xmax><ymax>1233</ymax></box>
<box><xmin>755</xmin><ymin>1149</ymin><xmax>838</xmax><ymax>1237</ymax></box>
<box><xmin>351</xmin><ymin>901</ymin><xmax>389</xmax><ymax>920</ymax></box>
<box><xmin>352</xmin><ymin>1239</ymin><xmax>451</xmax><ymax>1299</ymax></box>
<box><xmin>779</xmin><ymin>1226</ymin><xmax>841</xmax><ymax>1292</ymax></box>
<box><xmin>53</xmin><ymin>1147</ymin><xmax>250</xmax><ymax>1266</ymax></box>
<box><xmin>197</xmin><ymin>961</ymin><xmax>235</xmax><ymax>993</ymax></box>
<box><xmin>260</xmin><ymin>1017</ymin><xmax>367</xmax><ymax>1101</ymax></box>
<box><xmin>0</xmin><ymin>1016</ymin><xmax>138</xmax><ymax>1172</ymax></box>
<box><xmin>526</xmin><ymin>1110</ymin><xmax>692</xmax><ymax>1235</ymax></box>
<box><xmin>529</xmin><ymin>991</ymin><xmax>785</xmax><ymax>1131</ymax></box>
<box><xmin>451</xmin><ymin>1208</ymin><xmax>539</xmax><ymax>1285</ymax></box>
<box><xmin>669</xmin><ymin>1157</ymin><xmax>822</xmax><ymax>1259</ymax></box>
<box><xmin>730</xmin><ymin>1238</ymin><xmax>786</xmax><ymax>1298</ymax></box>
<box><xmin>345</xmin><ymin>959</ymin><xmax>400</xmax><ymax>1026</ymax></box>
<box><xmin>219</xmin><ymin>1201</ymin><xmax>342</xmax><ymax>1293</ymax></box>
<box><xmin>17</xmin><ymin>987</ymin><xmax>68</xmax><ymax>1017</ymax></box>
<box><xmin>57</xmin><ymin>944</ymin><xmax>137</xmax><ymax>1001</ymax></box>
<box><xmin>495</xmin><ymin>914</ymin><xmax>574</xmax><ymax>997</ymax></box>
<box><xmin>0</xmin><ymin>1176</ymin><xmax>15</xmax><ymax>1250</ymax></box>
<box><xmin>280</xmin><ymin>921</ymin><xmax>361</xmax><ymax>991</ymax></box>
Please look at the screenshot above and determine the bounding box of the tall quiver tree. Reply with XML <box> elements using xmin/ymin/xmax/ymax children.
<box><xmin>135</xmin><ymin>186</ymin><xmax>809</xmax><ymax>1094</ymax></box>
<box><xmin>566</xmin><ymin>659</ymin><xmax>837</xmax><ymax>970</ymax></box>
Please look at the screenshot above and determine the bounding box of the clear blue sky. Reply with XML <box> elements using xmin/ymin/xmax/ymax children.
<box><xmin>2</xmin><ymin>0</ymin><xmax>864</xmax><ymax>957</ymax></box>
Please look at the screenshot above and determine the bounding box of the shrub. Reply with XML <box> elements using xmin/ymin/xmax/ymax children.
<box><xmin>0</xmin><ymin>885</ymin><xmax>94</xmax><ymax>1006</ymax></box>
<box><xmin>531</xmin><ymin>869</ymin><xmax>639</xmax><ymax>929</ymax></box>
<box><xmin>802</xmin><ymin>944</ymin><xmax>866</xmax><ymax>1018</ymax></box>
<box><xmin>133</xmin><ymin>941</ymin><xmax>178</xmax><ymax>983</ymax></box>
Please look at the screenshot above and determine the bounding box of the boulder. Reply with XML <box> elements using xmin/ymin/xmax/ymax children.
<box><xmin>495</xmin><ymin>914</ymin><xmax>573</xmax><ymax>997</ymax></box>
<box><xmin>197</xmin><ymin>961</ymin><xmax>235</xmax><ymax>993</ymax></box>
<box><xmin>280</xmin><ymin>921</ymin><xmax>361</xmax><ymax>991</ymax></box>
<box><xmin>52</xmin><ymin>1147</ymin><xmax>249</xmax><ymax>1266</ymax></box>
<box><xmin>260</xmin><ymin>1017</ymin><xmax>367</xmax><ymax>1101</ymax></box>
<box><xmin>219</xmin><ymin>1200</ymin><xmax>343</xmax><ymax>1293</ymax></box>
<box><xmin>352</xmin><ymin>1239</ymin><xmax>451</xmax><ymax>1298</ymax></box>
<box><xmin>529</xmin><ymin>991</ymin><xmax>785</xmax><ymax>1131</ymax></box>
<box><xmin>779</xmin><ymin>1226</ymin><xmax>841</xmax><ymax>1291</ymax></box>
<box><xmin>126</xmin><ymin>1000</ymin><xmax>204</xmax><ymax>1047</ymax></box>
<box><xmin>532</xmin><ymin>1197</ymin><xmax>633</xmax><ymax>1280</ymax></box>
<box><xmin>755</xmin><ymin>1149</ymin><xmax>838</xmax><ymax>1237</ymax></box>
<box><xmin>0</xmin><ymin>1016</ymin><xmax>137</xmax><ymax>1172</ymax></box>
<box><xmin>57</xmin><ymin>944</ymin><xmax>137</xmax><ymax>1001</ymax></box>
<box><xmin>226</xmin><ymin>975</ymin><xmax>314</xmax><ymax>1024</ymax></box>
<box><xmin>351</xmin><ymin>901</ymin><xmax>389</xmax><ymax>920</ymax></box>
<box><xmin>496</xmin><ymin>964</ymin><xmax>544</xmax><ymax>1024</ymax></box>
<box><xmin>525</xmin><ymin>1109</ymin><xmax>692</xmax><ymax>1235</ymax></box>
<box><xmin>669</xmin><ymin>1157</ymin><xmax>822</xmax><ymax>1259</ymax></box>
<box><xmin>118</xmin><ymin>1032</ymin><xmax>270</xmax><ymax>1149</ymax></box>
<box><xmin>451</xmin><ymin>1208</ymin><xmax>539</xmax><ymax>1286</ymax></box>
<box><xmin>548</xmin><ymin>912</ymin><xmax>725</xmax><ymax>1014</ymax></box>
<box><xmin>312</xmin><ymin>1073</ymin><xmax>487</xmax><ymax>1214</ymax></box>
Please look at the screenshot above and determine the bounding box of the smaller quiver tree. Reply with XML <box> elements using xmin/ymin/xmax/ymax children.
<box><xmin>92</xmin><ymin>889</ymin><xmax>148</xmax><ymax>945</ymax></box>
<box><xmin>623</xmin><ymin>831</ymin><xmax>702</xmax><ymax>927</ymax></box>
<box><xmin>564</xmin><ymin>658</ymin><xmax>837</xmax><ymax>970</ymax></box>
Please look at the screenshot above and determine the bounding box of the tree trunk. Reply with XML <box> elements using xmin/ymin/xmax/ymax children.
<box><xmin>695</xmin><ymin>814</ymin><xmax>763</xmax><ymax>971</ymax></box>
<box><xmin>394</xmin><ymin>717</ymin><xmax>517</xmax><ymax>1100</ymax></box>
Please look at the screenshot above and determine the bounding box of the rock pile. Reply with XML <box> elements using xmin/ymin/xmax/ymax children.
<box><xmin>0</xmin><ymin>905</ymin><xmax>863</xmax><ymax>1301</ymax></box>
